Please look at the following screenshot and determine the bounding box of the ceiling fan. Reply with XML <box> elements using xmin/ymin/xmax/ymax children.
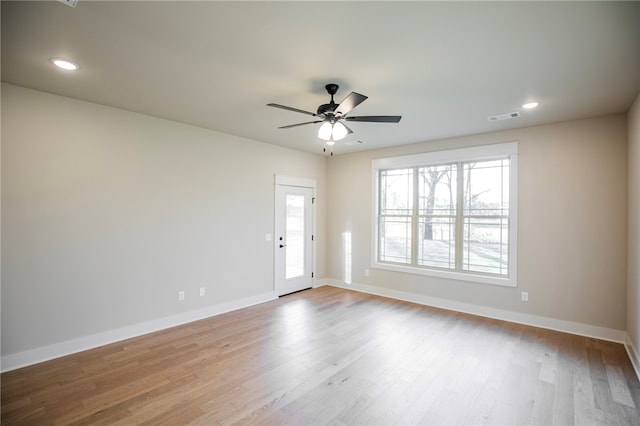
<box><xmin>267</xmin><ymin>83</ymin><xmax>402</xmax><ymax>154</ymax></box>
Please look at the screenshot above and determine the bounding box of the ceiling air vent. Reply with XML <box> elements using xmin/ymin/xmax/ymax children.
<box><xmin>57</xmin><ymin>0</ymin><xmax>78</xmax><ymax>8</ymax></box>
<box><xmin>488</xmin><ymin>111</ymin><xmax>520</xmax><ymax>122</ymax></box>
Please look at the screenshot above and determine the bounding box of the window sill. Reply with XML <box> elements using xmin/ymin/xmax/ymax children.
<box><xmin>372</xmin><ymin>262</ymin><xmax>517</xmax><ymax>287</ymax></box>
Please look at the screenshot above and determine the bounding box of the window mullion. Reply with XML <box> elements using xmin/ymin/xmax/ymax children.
<box><xmin>411</xmin><ymin>167</ymin><xmax>419</xmax><ymax>266</ymax></box>
<box><xmin>377</xmin><ymin>172</ymin><xmax>382</xmax><ymax>263</ymax></box>
<box><xmin>455</xmin><ymin>162</ymin><xmax>464</xmax><ymax>271</ymax></box>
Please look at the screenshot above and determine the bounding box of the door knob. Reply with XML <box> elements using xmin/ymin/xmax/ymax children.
<box><xmin>279</xmin><ymin>244</ymin><xmax>286</xmax><ymax>248</ymax></box>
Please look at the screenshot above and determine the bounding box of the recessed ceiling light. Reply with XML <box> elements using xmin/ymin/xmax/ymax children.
<box><xmin>522</xmin><ymin>102</ymin><xmax>539</xmax><ymax>109</ymax></box>
<box><xmin>50</xmin><ymin>58</ymin><xmax>79</xmax><ymax>71</ymax></box>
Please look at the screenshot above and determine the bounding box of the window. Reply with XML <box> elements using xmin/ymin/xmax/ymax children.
<box><xmin>373</xmin><ymin>143</ymin><xmax>517</xmax><ymax>286</ymax></box>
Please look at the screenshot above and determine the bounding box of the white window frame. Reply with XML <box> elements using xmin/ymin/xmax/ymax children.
<box><xmin>371</xmin><ymin>142</ymin><xmax>518</xmax><ymax>287</ymax></box>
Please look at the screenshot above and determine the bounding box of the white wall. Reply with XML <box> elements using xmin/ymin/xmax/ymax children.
<box><xmin>1</xmin><ymin>82</ymin><xmax>633</xmax><ymax>370</ymax></box>
<box><xmin>628</xmin><ymin>93</ymin><xmax>640</xmax><ymax>367</ymax></box>
<box><xmin>326</xmin><ymin>115</ymin><xmax>628</xmax><ymax>332</ymax></box>
<box><xmin>1</xmin><ymin>83</ymin><xmax>327</xmax><ymax>360</ymax></box>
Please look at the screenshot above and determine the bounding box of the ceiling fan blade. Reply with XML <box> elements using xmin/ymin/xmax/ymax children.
<box><xmin>267</xmin><ymin>103</ymin><xmax>317</xmax><ymax>117</ymax></box>
<box><xmin>345</xmin><ymin>115</ymin><xmax>402</xmax><ymax>123</ymax></box>
<box><xmin>278</xmin><ymin>120</ymin><xmax>323</xmax><ymax>129</ymax></box>
<box><xmin>335</xmin><ymin>92</ymin><xmax>368</xmax><ymax>116</ymax></box>
<box><xmin>341</xmin><ymin>122</ymin><xmax>354</xmax><ymax>135</ymax></box>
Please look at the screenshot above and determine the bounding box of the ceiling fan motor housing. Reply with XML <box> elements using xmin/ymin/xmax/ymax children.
<box><xmin>317</xmin><ymin>84</ymin><xmax>340</xmax><ymax>116</ymax></box>
<box><xmin>317</xmin><ymin>103</ymin><xmax>337</xmax><ymax>116</ymax></box>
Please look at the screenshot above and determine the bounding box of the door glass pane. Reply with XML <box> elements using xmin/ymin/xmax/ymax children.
<box><xmin>285</xmin><ymin>193</ymin><xmax>305</xmax><ymax>279</ymax></box>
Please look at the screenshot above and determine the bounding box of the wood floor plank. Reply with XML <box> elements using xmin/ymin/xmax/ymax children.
<box><xmin>2</xmin><ymin>286</ymin><xmax>639</xmax><ymax>425</ymax></box>
<box><xmin>552</xmin><ymin>334</ymin><xmax>577</xmax><ymax>425</ymax></box>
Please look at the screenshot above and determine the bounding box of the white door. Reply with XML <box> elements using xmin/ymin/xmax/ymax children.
<box><xmin>275</xmin><ymin>183</ymin><xmax>314</xmax><ymax>296</ymax></box>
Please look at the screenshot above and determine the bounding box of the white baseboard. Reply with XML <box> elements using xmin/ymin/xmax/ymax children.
<box><xmin>5</xmin><ymin>282</ymin><xmax>637</xmax><ymax>381</ymax></box>
<box><xmin>625</xmin><ymin>334</ymin><xmax>640</xmax><ymax>380</ymax></box>
<box><xmin>319</xmin><ymin>279</ymin><xmax>627</xmax><ymax>343</ymax></box>
<box><xmin>1</xmin><ymin>291</ymin><xmax>277</xmax><ymax>373</ymax></box>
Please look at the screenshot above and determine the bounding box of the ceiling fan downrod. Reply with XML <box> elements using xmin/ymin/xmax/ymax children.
<box><xmin>317</xmin><ymin>84</ymin><xmax>340</xmax><ymax>116</ymax></box>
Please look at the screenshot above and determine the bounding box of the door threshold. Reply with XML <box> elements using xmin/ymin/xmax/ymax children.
<box><xmin>279</xmin><ymin>287</ymin><xmax>312</xmax><ymax>297</ymax></box>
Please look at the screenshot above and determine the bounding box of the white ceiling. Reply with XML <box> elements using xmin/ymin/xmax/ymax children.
<box><xmin>2</xmin><ymin>1</ymin><xmax>639</xmax><ymax>155</ymax></box>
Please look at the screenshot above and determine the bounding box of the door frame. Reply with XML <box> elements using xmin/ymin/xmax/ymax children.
<box><xmin>274</xmin><ymin>175</ymin><xmax>316</xmax><ymax>295</ymax></box>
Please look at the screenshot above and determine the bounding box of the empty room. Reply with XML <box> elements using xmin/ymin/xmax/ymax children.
<box><xmin>2</xmin><ymin>1</ymin><xmax>640</xmax><ymax>425</ymax></box>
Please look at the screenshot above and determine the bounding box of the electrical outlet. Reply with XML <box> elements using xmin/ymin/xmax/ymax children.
<box><xmin>265</xmin><ymin>233</ymin><xmax>272</xmax><ymax>241</ymax></box>
<box><xmin>364</xmin><ymin>269</ymin><xmax>370</xmax><ymax>277</ymax></box>
<box><xmin>178</xmin><ymin>291</ymin><xmax>185</xmax><ymax>301</ymax></box>
<box><xmin>200</xmin><ymin>287</ymin><xmax>205</xmax><ymax>297</ymax></box>
<box><xmin>521</xmin><ymin>291</ymin><xmax>529</xmax><ymax>302</ymax></box>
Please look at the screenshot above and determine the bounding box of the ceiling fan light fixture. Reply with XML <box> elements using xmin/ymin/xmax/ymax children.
<box><xmin>318</xmin><ymin>120</ymin><xmax>348</xmax><ymax>141</ymax></box>
<box><xmin>318</xmin><ymin>121</ymin><xmax>333</xmax><ymax>140</ymax></box>
<box><xmin>332</xmin><ymin>121</ymin><xmax>348</xmax><ymax>141</ymax></box>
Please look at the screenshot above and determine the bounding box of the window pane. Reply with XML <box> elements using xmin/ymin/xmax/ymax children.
<box><xmin>379</xmin><ymin>216</ymin><xmax>412</xmax><ymax>264</ymax></box>
<box><xmin>462</xmin><ymin>217</ymin><xmax>509</xmax><ymax>275</ymax></box>
<box><xmin>418</xmin><ymin>164</ymin><xmax>457</xmax><ymax>216</ymax></box>
<box><xmin>418</xmin><ymin>217</ymin><xmax>455</xmax><ymax>269</ymax></box>
<box><xmin>380</xmin><ymin>168</ymin><xmax>413</xmax><ymax>215</ymax></box>
<box><xmin>464</xmin><ymin>159</ymin><xmax>509</xmax><ymax>216</ymax></box>
<box><xmin>285</xmin><ymin>193</ymin><xmax>305</xmax><ymax>279</ymax></box>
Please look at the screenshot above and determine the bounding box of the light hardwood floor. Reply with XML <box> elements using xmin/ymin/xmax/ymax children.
<box><xmin>2</xmin><ymin>286</ymin><xmax>639</xmax><ymax>425</ymax></box>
